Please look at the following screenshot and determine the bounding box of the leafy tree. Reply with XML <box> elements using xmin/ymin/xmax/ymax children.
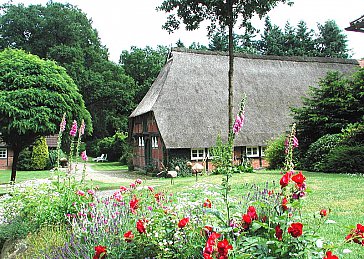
<box><xmin>120</xmin><ymin>46</ymin><xmax>169</xmax><ymax>103</ymax></box>
<box><xmin>0</xmin><ymin>2</ymin><xmax>136</xmax><ymax>138</ymax></box>
<box><xmin>258</xmin><ymin>17</ymin><xmax>286</xmax><ymax>55</ymax></box>
<box><xmin>157</xmin><ymin>0</ymin><xmax>293</xmax><ymax>136</ymax></box>
<box><xmin>293</xmin><ymin>68</ymin><xmax>364</xmax><ymax>154</ymax></box>
<box><xmin>0</xmin><ymin>48</ymin><xmax>91</xmax><ymax>182</ymax></box>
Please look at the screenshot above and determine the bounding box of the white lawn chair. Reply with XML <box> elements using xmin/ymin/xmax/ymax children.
<box><xmin>93</xmin><ymin>154</ymin><xmax>105</xmax><ymax>162</ymax></box>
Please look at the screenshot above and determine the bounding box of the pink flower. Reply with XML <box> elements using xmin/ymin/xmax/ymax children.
<box><xmin>113</xmin><ymin>191</ymin><xmax>122</xmax><ymax>202</ymax></box>
<box><xmin>135</xmin><ymin>179</ymin><xmax>143</xmax><ymax>185</ymax></box>
<box><xmin>130</xmin><ymin>182</ymin><xmax>136</xmax><ymax>188</ymax></box>
<box><xmin>293</xmin><ymin>135</ymin><xmax>299</xmax><ymax>148</ymax></box>
<box><xmin>76</xmin><ymin>190</ymin><xmax>85</xmax><ymax>196</ymax></box>
<box><xmin>69</xmin><ymin>120</ymin><xmax>78</xmax><ymax>137</ymax></box>
<box><xmin>60</xmin><ymin>115</ymin><xmax>66</xmax><ymax>132</ymax></box>
<box><xmin>87</xmin><ymin>189</ymin><xmax>95</xmax><ymax>195</ymax></box>
<box><xmin>148</xmin><ymin>186</ymin><xmax>154</xmax><ymax>192</ymax></box>
<box><xmin>81</xmin><ymin>151</ymin><xmax>88</xmax><ymax>161</ymax></box>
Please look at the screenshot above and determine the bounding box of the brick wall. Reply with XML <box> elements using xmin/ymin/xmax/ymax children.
<box><xmin>0</xmin><ymin>148</ymin><xmax>13</xmax><ymax>170</ymax></box>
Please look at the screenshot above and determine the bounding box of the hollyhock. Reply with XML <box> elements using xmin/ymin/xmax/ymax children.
<box><xmin>247</xmin><ymin>206</ymin><xmax>258</xmax><ymax>220</ymax></box>
<box><xmin>129</xmin><ymin>195</ymin><xmax>139</xmax><ymax>214</ymax></box>
<box><xmin>323</xmin><ymin>251</ymin><xmax>339</xmax><ymax>259</ymax></box>
<box><xmin>136</xmin><ymin>219</ymin><xmax>146</xmax><ymax>234</ymax></box>
<box><xmin>280</xmin><ymin>171</ymin><xmax>292</xmax><ymax>188</ymax></box>
<box><xmin>282</xmin><ymin>197</ymin><xmax>289</xmax><ymax>211</ymax></box>
<box><xmin>178</xmin><ymin>217</ymin><xmax>189</xmax><ymax>228</ymax></box>
<box><xmin>124</xmin><ymin>230</ymin><xmax>134</xmax><ymax>243</ymax></box>
<box><xmin>275</xmin><ymin>225</ymin><xmax>283</xmax><ymax>241</ymax></box>
<box><xmin>288</xmin><ymin>222</ymin><xmax>303</xmax><ymax>238</ymax></box>
<box><xmin>203</xmin><ymin>232</ymin><xmax>221</xmax><ymax>258</ymax></box>
<box><xmin>69</xmin><ymin>120</ymin><xmax>78</xmax><ymax>137</ymax></box>
<box><xmin>203</xmin><ymin>199</ymin><xmax>212</xmax><ymax>208</ymax></box>
<box><xmin>81</xmin><ymin>151</ymin><xmax>88</xmax><ymax>161</ymax></box>
<box><xmin>233</xmin><ymin>114</ymin><xmax>243</xmax><ymax>135</ymax></box>
<box><xmin>291</xmin><ymin>171</ymin><xmax>306</xmax><ymax>187</ymax></box>
<box><xmin>217</xmin><ymin>239</ymin><xmax>233</xmax><ymax>259</ymax></box>
<box><xmin>242</xmin><ymin>214</ymin><xmax>252</xmax><ymax>230</ymax></box>
<box><xmin>93</xmin><ymin>245</ymin><xmax>107</xmax><ymax>259</ymax></box>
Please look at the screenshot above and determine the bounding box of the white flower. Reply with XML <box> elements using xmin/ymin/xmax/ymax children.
<box><xmin>343</xmin><ymin>249</ymin><xmax>352</xmax><ymax>254</ymax></box>
<box><xmin>325</xmin><ymin>219</ymin><xmax>336</xmax><ymax>224</ymax></box>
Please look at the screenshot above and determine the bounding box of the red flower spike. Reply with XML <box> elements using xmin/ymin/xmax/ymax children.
<box><xmin>275</xmin><ymin>225</ymin><xmax>283</xmax><ymax>241</ymax></box>
<box><xmin>280</xmin><ymin>171</ymin><xmax>292</xmax><ymax>188</ymax></box>
<box><xmin>129</xmin><ymin>195</ymin><xmax>139</xmax><ymax>214</ymax></box>
<box><xmin>93</xmin><ymin>245</ymin><xmax>107</xmax><ymax>259</ymax></box>
<box><xmin>288</xmin><ymin>222</ymin><xmax>303</xmax><ymax>238</ymax></box>
<box><xmin>178</xmin><ymin>217</ymin><xmax>189</xmax><ymax>228</ymax></box>
<box><xmin>136</xmin><ymin>219</ymin><xmax>146</xmax><ymax>234</ymax></box>
<box><xmin>247</xmin><ymin>206</ymin><xmax>258</xmax><ymax>220</ymax></box>
<box><xmin>323</xmin><ymin>251</ymin><xmax>339</xmax><ymax>259</ymax></box>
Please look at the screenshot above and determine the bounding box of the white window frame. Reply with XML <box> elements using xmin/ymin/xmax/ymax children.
<box><xmin>207</xmin><ymin>148</ymin><xmax>213</xmax><ymax>159</ymax></box>
<box><xmin>261</xmin><ymin>146</ymin><xmax>266</xmax><ymax>157</ymax></box>
<box><xmin>246</xmin><ymin>146</ymin><xmax>259</xmax><ymax>158</ymax></box>
<box><xmin>151</xmin><ymin>136</ymin><xmax>158</xmax><ymax>148</ymax></box>
<box><xmin>191</xmin><ymin>148</ymin><xmax>205</xmax><ymax>160</ymax></box>
<box><xmin>138</xmin><ymin>137</ymin><xmax>144</xmax><ymax>147</ymax></box>
<box><xmin>0</xmin><ymin>148</ymin><xmax>7</xmax><ymax>159</ymax></box>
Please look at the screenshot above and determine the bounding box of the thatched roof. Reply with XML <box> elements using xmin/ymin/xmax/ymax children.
<box><xmin>346</xmin><ymin>15</ymin><xmax>364</xmax><ymax>33</ymax></box>
<box><xmin>130</xmin><ymin>49</ymin><xmax>358</xmax><ymax>149</ymax></box>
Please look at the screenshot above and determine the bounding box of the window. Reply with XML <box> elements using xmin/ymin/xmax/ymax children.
<box><xmin>152</xmin><ymin>136</ymin><xmax>158</xmax><ymax>148</ymax></box>
<box><xmin>0</xmin><ymin>148</ymin><xmax>7</xmax><ymax>159</ymax></box>
<box><xmin>191</xmin><ymin>148</ymin><xmax>205</xmax><ymax>160</ymax></box>
<box><xmin>138</xmin><ymin>137</ymin><xmax>144</xmax><ymax>147</ymax></box>
<box><xmin>261</xmin><ymin>146</ymin><xmax>266</xmax><ymax>157</ymax></box>
<box><xmin>246</xmin><ymin>146</ymin><xmax>259</xmax><ymax>157</ymax></box>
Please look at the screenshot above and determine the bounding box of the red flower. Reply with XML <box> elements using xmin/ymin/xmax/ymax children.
<box><xmin>203</xmin><ymin>232</ymin><xmax>221</xmax><ymax>257</ymax></box>
<box><xmin>282</xmin><ymin>197</ymin><xmax>289</xmax><ymax>211</ymax></box>
<box><xmin>124</xmin><ymin>230</ymin><xmax>134</xmax><ymax>243</ymax></box>
<box><xmin>147</xmin><ymin>186</ymin><xmax>154</xmax><ymax>192</ymax></box>
<box><xmin>178</xmin><ymin>217</ymin><xmax>189</xmax><ymax>228</ymax></box>
<box><xmin>129</xmin><ymin>195</ymin><xmax>139</xmax><ymax>214</ymax></box>
<box><xmin>288</xmin><ymin>222</ymin><xmax>303</xmax><ymax>238</ymax></box>
<box><xmin>275</xmin><ymin>225</ymin><xmax>283</xmax><ymax>241</ymax></box>
<box><xmin>217</xmin><ymin>239</ymin><xmax>233</xmax><ymax>258</ymax></box>
<box><xmin>291</xmin><ymin>172</ymin><xmax>306</xmax><ymax>186</ymax></box>
<box><xmin>136</xmin><ymin>219</ymin><xmax>146</xmax><ymax>234</ymax></box>
<box><xmin>203</xmin><ymin>199</ymin><xmax>212</xmax><ymax>208</ymax></box>
<box><xmin>345</xmin><ymin>223</ymin><xmax>364</xmax><ymax>245</ymax></box>
<box><xmin>320</xmin><ymin>209</ymin><xmax>328</xmax><ymax>217</ymax></box>
<box><xmin>280</xmin><ymin>171</ymin><xmax>292</xmax><ymax>188</ymax></box>
<box><xmin>93</xmin><ymin>245</ymin><xmax>107</xmax><ymax>259</ymax></box>
<box><xmin>247</xmin><ymin>206</ymin><xmax>258</xmax><ymax>221</ymax></box>
<box><xmin>323</xmin><ymin>251</ymin><xmax>339</xmax><ymax>259</ymax></box>
<box><xmin>242</xmin><ymin>214</ymin><xmax>252</xmax><ymax>230</ymax></box>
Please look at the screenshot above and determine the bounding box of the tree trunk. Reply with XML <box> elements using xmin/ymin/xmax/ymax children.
<box><xmin>10</xmin><ymin>147</ymin><xmax>20</xmax><ymax>182</ymax></box>
<box><xmin>227</xmin><ymin>0</ymin><xmax>234</xmax><ymax>137</ymax></box>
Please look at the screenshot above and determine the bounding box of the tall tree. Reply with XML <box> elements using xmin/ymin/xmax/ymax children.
<box><xmin>120</xmin><ymin>45</ymin><xmax>169</xmax><ymax>104</ymax></box>
<box><xmin>0</xmin><ymin>48</ymin><xmax>92</xmax><ymax>182</ymax></box>
<box><xmin>157</xmin><ymin>0</ymin><xmax>293</xmax><ymax>136</ymax></box>
<box><xmin>0</xmin><ymin>2</ymin><xmax>136</xmax><ymax>138</ymax></box>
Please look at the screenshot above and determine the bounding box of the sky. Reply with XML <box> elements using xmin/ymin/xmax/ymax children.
<box><xmin>2</xmin><ymin>0</ymin><xmax>364</xmax><ymax>62</ymax></box>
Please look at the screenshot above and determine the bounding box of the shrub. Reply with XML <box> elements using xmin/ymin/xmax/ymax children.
<box><xmin>168</xmin><ymin>157</ymin><xmax>192</xmax><ymax>177</ymax></box>
<box><xmin>264</xmin><ymin>135</ymin><xmax>286</xmax><ymax>169</ymax></box>
<box><xmin>341</xmin><ymin>120</ymin><xmax>364</xmax><ymax>145</ymax></box>
<box><xmin>31</xmin><ymin>136</ymin><xmax>49</xmax><ymax>170</ymax></box>
<box><xmin>17</xmin><ymin>147</ymin><xmax>33</xmax><ymax>171</ymax></box>
<box><xmin>321</xmin><ymin>145</ymin><xmax>364</xmax><ymax>174</ymax></box>
<box><xmin>303</xmin><ymin>134</ymin><xmax>342</xmax><ymax>171</ymax></box>
<box><xmin>47</xmin><ymin>149</ymin><xmax>67</xmax><ymax>169</ymax></box>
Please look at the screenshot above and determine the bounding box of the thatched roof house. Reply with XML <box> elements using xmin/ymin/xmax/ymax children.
<box><xmin>129</xmin><ymin>49</ymin><xmax>358</xmax><ymax>170</ymax></box>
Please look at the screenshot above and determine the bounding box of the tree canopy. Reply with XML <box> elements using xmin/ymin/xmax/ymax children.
<box><xmin>0</xmin><ymin>2</ymin><xmax>137</xmax><ymax>138</ymax></box>
<box><xmin>0</xmin><ymin>48</ymin><xmax>91</xmax><ymax>181</ymax></box>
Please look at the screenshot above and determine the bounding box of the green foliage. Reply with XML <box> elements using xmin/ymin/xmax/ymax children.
<box><xmin>321</xmin><ymin>145</ymin><xmax>364</xmax><ymax>174</ymax></box>
<box><xmin>17</xmin><ymin>148</ymin><xmax>33</xmax><ymax>171</ymax></box>
<box><xmin>341</xmin><ymin>120</ymin><xmax>364</xmax><ymax>145</ymax></box>
<box><xmin>264</xmin><ymin>135</ymin><xmax>286</xmax><ymax>169</ymax></box>
<box><xmin>303</xmin><ymin>134</ymin><xmax>342</xmax><ymax>171</ymax></box>
<box><xmin>0</xmin><ymin>2</ymin><xmax>135</xmax><ymax>138</ymax></box>
<box><xmin>88</xmin><ymin>132</ymin><xmax>128</xmax><ymax>162</ymax></box>
<box><xmin>293</xmin><ymin>68</ymin><xmax>364</xmax><ymax>154</ymax></box>
<box><xmin>167</xmin><ymin>157</ymin><xmax>192</xmax><ymax>177</ymax></box>
<box><xmin>31</xmin><ymin>137</ymin><xmax>49</xmax><ymax>170</ymax></box>
<box><xmin>48</xmin><ymin>149</ymin><xmax>67</xmax><ymax>169</ymax></box>
<box><xmin>210</xmin><ymin>134</ymin><xmax>232</xmax><ymax>173</ymax></box>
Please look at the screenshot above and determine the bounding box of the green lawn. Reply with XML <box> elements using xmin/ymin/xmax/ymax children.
<box><xmin>0</xmin><ymin>170</ymin><xmax>51</xmax><ymax>185</ymax></box>
<box><xmin>89</xmin><ymin>161</ymin><xmax>128</xmax><ymax>171</ymax></box>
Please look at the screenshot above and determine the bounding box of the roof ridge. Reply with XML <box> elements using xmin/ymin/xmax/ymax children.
<box><xmin>171</xmin><ymin>47</ymin><xmax>359</xmax><ymax>65</ymax></box>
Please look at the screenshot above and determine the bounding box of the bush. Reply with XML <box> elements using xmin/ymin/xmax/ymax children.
<box><xmin>48</xmin><ymin>149</ymin><xmax>67</xmax><ymax>169</ymax></box>
<box><xmin>264</xmin><ymin>135</ymin><xmax>286</xmax><ymax>169</ymax></box>
<box><xmin>321</xmin><ymin>145</ymin><xmax>364</xmax><ymax>174</ymax></box>
<box><xmin>17</xmin><ymin>147</ymin><xmax>33</xmax><ymax>171</ymax></box>
<box><xmin>87</xmin><ymin>132</ymin><xmax>128</xmax><ymax>162</ymax></box>
<box><xmin>31</xmin><ymin>137</ymin><xmax>49</xmax><ymax>170</ymax></box>
<box><xmin>168</xmin><ymin>157</ymin><xmax>192</xmax><ymax>177</ymax></box>
<box><xmin>303</xmin><ymin>134</ymin><xmax>342</xmax><ymax>171</ymax></box>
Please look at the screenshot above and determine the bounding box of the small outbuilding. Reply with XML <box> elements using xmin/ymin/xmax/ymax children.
<box><xmin>129</xmin><ymin>49</ymin><xmax>358</xmax><ymax>171</ymax></box>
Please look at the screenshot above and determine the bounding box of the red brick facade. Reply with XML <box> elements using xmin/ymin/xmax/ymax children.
<box><xmin>0</xmin><ymin>147</ymin><xmax>13</xmax><ymax>170</ymax></box>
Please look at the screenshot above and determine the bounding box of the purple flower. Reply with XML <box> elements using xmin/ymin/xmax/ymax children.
<box><xmin>293</xmin><ymin>135</ymin><xmax>299</xmax><ymax>148</ymax></box>
<box><xmin>70</xmin><ymin>120</ymin><xmax>78</xmax><ymax>137</ymax></box>
<box><xmin>233</xmin><ymin>112</ymin><xmax>245</xmax><ymax>135</ymax></box>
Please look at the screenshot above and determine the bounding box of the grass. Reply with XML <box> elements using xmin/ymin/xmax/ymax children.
<box><xmin>89</xmin><ymin>161</ymin><xmax>128</xmax><ymax>171</ymax></box>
